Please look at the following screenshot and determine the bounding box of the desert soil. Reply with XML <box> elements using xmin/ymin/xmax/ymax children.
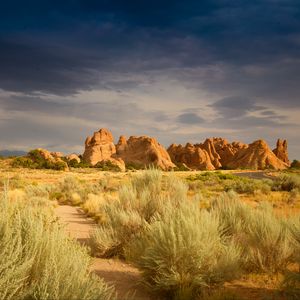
<box><xmin>55</xmin><ymin>205</ymin><xmax>155</xmax><ymax>300</ymax></box>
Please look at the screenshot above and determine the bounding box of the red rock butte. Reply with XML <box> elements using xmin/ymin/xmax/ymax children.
<box><xmin>82</xmin><ymin>128</ymin><xmax>290</xmax><ymax>171</ymax></box>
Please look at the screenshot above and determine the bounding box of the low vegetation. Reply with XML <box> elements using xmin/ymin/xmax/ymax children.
<box><xmin>1</xmin><ymin>164</ymin><xmax>300</xmax><ymax>300</ymax></box>
<box><xmin>12</xmin><ymin>150</ymin><xmax>67</xmax><ymax>170</ymax></box>
<box><xmin>126</xmin><ymin>201</ymin><xmax>241</xmax><ymax>300</ymax></box>
<box><xmin>213</xmin><ymin>194</ymin><xmax>295</xmax><ymax>273</ymax></box>
<box><xmin>86</xmin><ymin>170</ymin><xmax>300</xmax><ymax>299</ymax></box>
<box><xmin>0</xmin><ymin>188</ymin><xmax>116</xmax><ymax>300</ymax></box>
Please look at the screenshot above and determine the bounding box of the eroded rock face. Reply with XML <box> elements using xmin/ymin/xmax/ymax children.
<box><xmin>82</xmin><ymin>128</ymin><xmax>289</xmax><ymax>171</ymax></box>
<box><xmin>199</xmin><ymin>139</ymin><xmax>222</xmax><ymax>169</ymax></box>
<box><xmin>167</xmin><ymin>137</ymin><xmax>289</xmax><ymax>170</ymax></box>
<box><xmin>273</xmin><ymin>139</ymin><xmax>290</xmax><ymax>165</ymax></box>
<box><xmin>116</xmin><ymin>135</ymin><xmax>175</xmax><ymax>170</ymax></box>
<box><xmin>167</xmin><ymin>143</ymin><xmax>215</xmax><ymax>170</ymax></box>
<box><xmin>226</xmin><ymin>139</ymin><xmax>289</xmax><ymax>170</ymax></box>
<box><xmin>211</xmin><ymin>138</ymin><xmax>248</xmax><ymax>167</ymax></box>
<box><xmin>83</xmin><ymin>128</ymin><xmax>116</xmax><ymax>165</ymax></box>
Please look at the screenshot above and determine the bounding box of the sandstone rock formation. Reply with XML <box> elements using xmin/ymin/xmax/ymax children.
<box><xmin>66</xmin><ymin>153</ymin><xmax>81</xmax><ymax>163</ymax></box>
<box><xmin>200</xmin><ymin>138</ymin><xmax>222</xmax><ymax>169</ymax></box>
<box><xmin>116</xmin><ymin>135</ymin><xmax>175</xmax><ymax>170</ymax></box>
<box><xmin>83</xmin><ymin>128</ymin><xmax>117</xmax><ymax>166</ymax></box>
<box><xmin>167</xmin><ymin>137</ymin><xmax>289</xmax><ymax>170</ymax></box>
<box><xmin>211</xmin><ymin>138</ymin><xmax>248</xmax><ymax>167</ymax></box>
<box><xmin>83</xmin><ymin>128</ymin><xmax>289</xmax><ymax>171</ymax></box>
<box><xmin>167</xmin><ymin>143</ymin><xmax>215</xmax><ymax>170</ymax></box>
<box><xmin>30</xmin><ymin>148</ymin><xmax>68</xmax><ymax>170</ymax></box>
<box><xmin>51</xmin><ymin>151</ymin><xmax>64</xmax><ymax>159</ymax></box>
<box><xmin>273</xmin><ymin>139</ymin><xmax>290</xmax><ymax>165</ymax></box>
<box><xmin>226</xmin><ymin>139</ymin><xmax>289</xmax><ymax>170</ymax></box>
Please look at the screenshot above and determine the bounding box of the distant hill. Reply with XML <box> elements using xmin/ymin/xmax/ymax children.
<box><xmin>0</xmin><ymin>150</ymin><xmax>27</xmax><ymax>157</ymax></box>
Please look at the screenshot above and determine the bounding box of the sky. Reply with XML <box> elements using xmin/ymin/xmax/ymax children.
<box><xmin>0</xmin><ymin>0</ymin><xmax>299</xmax><ymax>159</ymax></box>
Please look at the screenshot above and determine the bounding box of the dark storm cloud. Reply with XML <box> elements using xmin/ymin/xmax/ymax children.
<box><xmin>177</xmin><ymin>112</ymin><xmax>204</xmax><ymax>124</ymax></box>
<box><xmin>0</xmin><ymin>0</ymin><xmax>299</xmax><ymax>158</ymax></box>
<box><xmin>0</xmin><ymin>0</ymin><xmax>299</xmax><ymax>95</ymax></box>
<box><xmin>209</xmin><ymin>96</ymin><xmax>266</xmax><ymax>118</ymax></box>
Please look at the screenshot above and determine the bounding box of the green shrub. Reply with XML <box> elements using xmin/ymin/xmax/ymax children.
<box><xmin>125</xmin><ymin>162</ymin><xmax>144</xmax><ymax>170</ymax></box>
<box><xmin>290</xmin><ymin>160</ymin><xmax>300</xmax><ymax>169</ymax></box>
<box><xmin>68</xmin><ymin>159</ymin><xmax>91</xmax><ymax>168</ymax></box>
<box><xmin>173</xmin><ymin>163</ymin><xmax>190</xmax><ymax>171</ymax></box>
<box><xmin>11</xmin><ymin>150</ymin><xmax>67</xmax><ymax>171</ymax></box>
<box><xmin>213</xmin><ymin>194</ymin><xmax>294</xmax><ymax>273</ymax></box>
<box><xmin>283</xmin><ymin>215</ymin><xmax>300</xmax><ymax>296</ymax></box>
<box><xmin>94</xmin><ymin>160</ymin><xmax>122</xmax><ymax>172</ymax></box>
<box><xmin>224</xmin><ymin>177</ymin><xmax>271</xmax><ymax>194</ymax></box>
<box><xmin>126</xmin><ymin>201</ymin><xmax>241</xmax><ymax>300</ymax></box>
<box><xmin>0</xmin><ymin>191</ymin><xmax>116</xmax><ymax>300</ymax></box>
<box><xmin>272</xmin><ymin>174</ymin><xmax>300</xmax><ymax>192</ymax></box>
<box><xmin>90</xmin><ymin>170</ymin><xmax>191</xmax><ymax>258</ymax></box>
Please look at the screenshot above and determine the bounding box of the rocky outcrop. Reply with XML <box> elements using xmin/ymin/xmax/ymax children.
<box><xmin>66</xmin><ymin>153</ymin><xmax>81</xmax><ymax>163</ymax></box>
<box><xmin>83</xmin><ymin>128</ymin><xmax>117</xmax><ymax>166</ymax></box>
<box><xmin>226</xmin><ymin>139</ymin><xmax>289</xmax><ymax>170</ymax></box>
<box><xmin>51</xmin><ymin>151</ymin><xmax>64</xmax><ymax>159</ymax></box>
<box><xmin>211</xmin><ymin>138</ymin><xmax>248</xmax><ymax>167</ymax></box>
<box><xmin>167</xmin><ymin>137</ymin><xmax>289</xmax><ymax>170</ymax></box>
<box><xmin>167</xmin><ymin>143</ymin><xmax>215</xmax><ymax>170</ymax></box>
<box><xmin>82</xmin><ymin>128</ymin><xmax>289</xmax><ymax>171</ymax></box>
<box><xmin>30</xmin><ymin>148</ymin><xmax>68</xmax><ymax>170</ymax></box>
<box><xmin>273</xmin><ymin>139</ymin><xmax>290</xmax><ymax>165</ymax></box>
<box><xmin>116</xmin><ymin>135</ymin><xmax>175</xmax><ymax>170</ymax></box>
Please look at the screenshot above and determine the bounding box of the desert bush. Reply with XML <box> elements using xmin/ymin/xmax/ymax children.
<box><xmin>68</xmin><ymin>159</ymin><xmax>91</xmax><ymax>168</ymax></box>
<box><xmin>94</xmin><ymin>160</ymin><xmax>122</xmax><ymax>172</ymax></box>
<box><xmin>82</xmin><ymin>193</ymin><xmax>106</xmax><ymax>216</ymax></box>
<box><xmin>290</xmin><ymin>160</ymin><xmax>300</xmax><ymax>169</ymax></box>
<box><xmin>0</xmin><ymin>191</ymin><xmax>116</xmax><ymax>300</ymax></box>
<box><xmin>125</xmin><ymin>162</ymin><xmax>145</xmax><ymax>170</ymax></box>
<box><xmin>126</xmin><ymin>201</ymin><xmax>241</xmax><ymax>300</ymax></box>
<box><xmin>283</xmin><ymin>215</ymin><xmax>300</xmax><ymax>296</ymax></box>
<box><xmin>173</xmin><ymin>163</ymin><xmax>191</xmax><ymax>171</ymax></box>
<box><xmin>272</xmin><ymin>174</ymin><xmax>300</xmax><ymax>192</ymax></box>
<box><xmin>213</xmin><ymin>194</ymin><xmax>294</xmax><ymax>273</ymax></box>
<box><xmin>224</xmin><ymin>177</ymin><xmax>271</xmax><ymax>194</ymax></box>
<box><xmin>91</xmin><ymin>170</ymin><xmax>191</xmax><ymax>258</ymax></box>
<box><xmin>25</xmin><ymin>184</ymin><xmax>54</xmax><ymax>199</ymax></box>
<box><xmin>1</xmin><ymin>175</ymin><xmax>26</xmax><ymax>189</ymax></box>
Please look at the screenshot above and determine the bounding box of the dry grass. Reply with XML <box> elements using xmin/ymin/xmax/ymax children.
<box><xmin>1</xmin><ymin>162</ymin><xmax>300</xmax><ymax>300</ymax></box>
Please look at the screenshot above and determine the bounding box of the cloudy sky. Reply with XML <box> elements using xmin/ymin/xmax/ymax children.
<box><xmin>0</xmin><ymin>0</ymin><xmax>299</xmax><ymax>158</ymax></box>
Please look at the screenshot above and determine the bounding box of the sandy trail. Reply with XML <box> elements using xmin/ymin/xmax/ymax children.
<box><xmin>55</xmin><ymin>205</ymin><xmax>154</xmax><ymax>300</ymax></box>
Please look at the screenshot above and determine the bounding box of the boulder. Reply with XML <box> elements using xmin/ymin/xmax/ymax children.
<box><xmin>116</xmin><ymin>135</ymin><xmax>175</xmax><ymax>170</ymax></box>
<box><xmin>66</xmin><ymin>153</ymin><xmax>81</xmax><ymax>163</ymax></box>
<box><xmin>167</xmin><ymin>143</ymin><xmax>215</xmax><ymax>170</ymax></box>
<box><xmin>83</xmin><ymin>128</ymin><xmax>116</xmax><ymax>165</ymax></box>
<box><xmin>51</xmin><ymin>151</ymin><xmax>64</xmax><ymax>159</ymax></box>
<box><xmin>273</xmin><ymin>139</ymin><xmax>290</xmax><ymax>165</ymax></box>
<box><xmin>226</xmin><ymin>139</ymin><xmax>289</xmax><ymax>170</ymax></box>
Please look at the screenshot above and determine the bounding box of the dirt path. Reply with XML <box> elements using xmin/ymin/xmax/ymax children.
<box><xmin>55</xmin><ymin>205</ymin><xmax>154</xmax><ymax>300</ymax></box>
